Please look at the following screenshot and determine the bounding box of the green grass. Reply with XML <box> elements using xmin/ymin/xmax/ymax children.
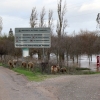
<box><xmin>1</xmin><ymin>63</ymin><xmax>100</xmax><ymax>81</ymax></box>
<box><xmin>13</xmin><ymin>67</ymin><xmax>58</xmax><ymax>82</ymax></box>
<box><xmin>0</xmin><ymin>63</ymin><xmax>8</xmax><ymax>67</ymax></box>
<box><xmin>0</xmin><ymin>63</ymin><xmax>3</xmax><ymax>66</ymax></box>
<box><xmin>0</xmin><ymin>63</ymin><xmax>59</xmax><ymax>82</ymax></box>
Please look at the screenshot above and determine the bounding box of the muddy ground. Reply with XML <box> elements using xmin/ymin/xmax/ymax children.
<box><xmin>0</xmin><ymin>66</ymin><xmax>100</xmax><ymax>100</ymax></box>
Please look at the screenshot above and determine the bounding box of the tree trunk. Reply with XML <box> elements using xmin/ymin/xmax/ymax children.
<box><xmin>66</xmin><ymin>52</ymin><xmax>69</xmax><ymax>67</ymax></box>
<box><xmin>72</xmin><ymin>56</ymin><xmax>75</xmax><ymax>64</ymax></box>
<box><xmin>89</xmin><ymin>55</ymin><xmax>90</xmax><ymax>66</ymax></box>
<box><xmin>47</xmin><ymin>51</ymin><xmax>50</xmax><ymax>61</ymax></box>
<box><xmin>91</xmin><ymin>55</ymin><xmax>92</xmax><ymax>62</ymax></box>
<box><xmin>77</xmin><ymin>54</ymin><xmax>79</xmax><ymax>64</ymax></box>
<box><xmin>38</xmin><ymin>51</ymin><xmax>42</xmax><ymax>60</ymax></box>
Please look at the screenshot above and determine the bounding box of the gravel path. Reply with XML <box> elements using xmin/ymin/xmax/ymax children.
<box><xmin>0</xmin><ymin>66</ymin><xmax>100</xmax><ymax>100</ymax></box>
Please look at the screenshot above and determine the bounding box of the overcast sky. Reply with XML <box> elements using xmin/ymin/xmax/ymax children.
<box><xmin>0</xmin><ymin>0</ymin><xmax>100</xmax><ymax>35</ymax></box>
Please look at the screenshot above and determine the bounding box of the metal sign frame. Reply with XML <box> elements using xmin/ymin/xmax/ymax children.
<box><xmin>15</xmin><ymin>28</ymin><xmax>51</xmax><ymax>48</ymax></box>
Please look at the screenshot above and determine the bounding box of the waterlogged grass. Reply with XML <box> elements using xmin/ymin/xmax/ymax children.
<box><xmin>13</xmin><ymin>67</ymin><xmax>58</xmax><ymax>82</ymax></box>
<box><xmin>1</xmin><ymin>63</ymin><xmax>100</xmax><ymax>81</ymax></box>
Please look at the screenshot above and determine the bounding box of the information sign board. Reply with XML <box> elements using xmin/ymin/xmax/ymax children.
<box><xmin>15</xmin><ymin>28</ymin><xmax>51</xmax><ymax>48</ymax></box>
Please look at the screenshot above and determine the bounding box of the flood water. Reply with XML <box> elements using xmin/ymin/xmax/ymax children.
<box><xmin>50</xmin><ymin>54</ymin><xmax>98</xmax><ymax>71</ymax></box>
<box><xmin>75</xmin><ymin>55</ymin><xmax>97</xmax><ymax>71</ymax></box>
<box><xmin>61</xmin><ymin>55</ymin><xmax>97</xmax><ymax>71</ymax></box>
<box><xmin>33</xmin><ymin>54</ymin><xmax>98</xmax><ymax>71</ymax></box>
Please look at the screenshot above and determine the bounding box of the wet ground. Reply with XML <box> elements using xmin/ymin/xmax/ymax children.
<box><xmin>49</xmin><ymin>54</ymin><xmax>98</xmax><ymax>71</ymax></box>
<box><xmin>0</xmin><ymin>66</ymin><xmax>100</xmax><ymax>100</ymax></box>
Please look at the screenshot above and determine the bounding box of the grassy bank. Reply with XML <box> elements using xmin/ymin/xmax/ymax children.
<box><xmin>11</xmin><ymin>67</ymin><xmax>100</xmax><ymax>81</ymax></box>
<box><xmin>1</xmin><ymin>63</ymin><xmax>100</xmax><ymax>81</ymax></box>
<box><xmin>13</xmin><ymin>67</ymin><xmax>58</xmax><ymax>82</ymax></box>
<box><xmin>0</xmin><ymin>63</ymin><xmax>59</xmax><ymax>82</ymax></box>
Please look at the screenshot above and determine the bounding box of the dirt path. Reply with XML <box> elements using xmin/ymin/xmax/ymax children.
<box><xmin>0</xmin><ymin>66</ymin><xmax>100</xmax><ymax>100</ymax></box>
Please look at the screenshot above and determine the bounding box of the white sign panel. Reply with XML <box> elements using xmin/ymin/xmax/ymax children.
<box><xmin>15</xmin><ymin>28</ymin><xmax>51</xmax><ymax>48</ymax></box>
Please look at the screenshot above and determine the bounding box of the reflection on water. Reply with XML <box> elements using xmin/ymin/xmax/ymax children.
<box><xmin>66</xmin><ymin>55</ymin><xmax>97</xmax><ymax>71</ymax></box>
<box><xmin>49</xmin><ymin>54</ymin><xmax>98</xmax><ymax>71</ymax></box>
<box><xmin>33</xmin><ymin>54</ymin><xmax>98</xmax><ymax>71</ymax></box>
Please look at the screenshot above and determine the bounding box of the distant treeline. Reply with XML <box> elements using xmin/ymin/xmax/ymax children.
<box><xmin>0</xmin><ymin>30</ymin><xmax>100</xmax><ymax>65</ymax></box>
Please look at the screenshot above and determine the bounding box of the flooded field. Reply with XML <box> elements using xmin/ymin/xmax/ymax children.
<box><xmin>76</xmin><ymin>55</ymin><xmax>97</xmax><ymax>71</ymax></box>
<box><xmin>69</xmin><ymin>55</ymin><xmax>99</xmax><ymax>71</ymax></box>
<box><xmin>33</xmin><ymin>54</ymin><xmax>98</xmax><ymax>71</ymax></box>
<box><xmin>50</xmin><ymin>54</ymin><xmax>98</xmax><ymax>71</ymax></box>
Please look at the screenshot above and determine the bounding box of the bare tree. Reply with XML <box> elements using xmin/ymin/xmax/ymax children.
<box><xmin>93</xmin><ymin>36</ymin><xmax>100</xmax><ymax>55</ymax></box>
<box><xmin>46</xmin><ymin>10</ymin><xmax>54</xmax><ymax>61</ymax></box>
<box><xmin>48</xmin><ymin>10</ymin><xmax>53</xmax><ymax>32</ymax></box>
<box><xmin>30</xmin><ymin>7</ymin><xmax>38</xmax><ymax>28</ymax></box>
<box><xmin>56</xmin><ymin>0</ymin><xmax>68</xmax><ymax>65</ymax></box>
<box><xmin>36</xmin><ymin>7</ymin><xmax>46</xmax><ymax>61</ymax></box>
<box><xmin>78</xmin><ymin>30</ymin><xmax>98</xmax><ymax>66</ymax></box>
<box><xmin>51</xmin><ymin>35</ymin><xmax>59</xmax><ymax>63</ymax></box>
<box><xmin>0</xmin><ymin>40</ymin><xmax>7</xmax><ymax>62</ymax></box>
<box><xmin>0</xmin><ymin>16</ymin><xmax>3</xmax><ymax>36</ymax></box>
<box><xmin>39</xmin><ymin>7</ymin><xmax>46</xmax><ymax>27</ymax></box>
<box><xmin>56</xmin><ymin>0</ymin><xmax>67</xmax><ymax>37</ymax></box>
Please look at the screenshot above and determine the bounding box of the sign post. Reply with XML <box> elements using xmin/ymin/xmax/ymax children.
<box><xmin>15</xmin><ymin>28</ymin><xmax>51</xmax><ymax>59</ymax></box>
<box><xmin>15</xmin><ymin>28</ymin><xmax>51</xmax><ymax>48</ymax></box>
<box><xmin>22</xmin><ymin>48</ymin><xmax>29</xmax><ymax>57</ymax></box>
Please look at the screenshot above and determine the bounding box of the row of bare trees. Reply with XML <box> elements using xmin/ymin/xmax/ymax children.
<box><xmin>50</xmin><ymin>30</ymin><xmax>100</xmax><ymax>66</ymax></box>
<box><xmin>29</xmin><ymin>0</ymin><xmax>100</xmax><ymax>67</ymax></box>
<box><xmin>30</xmin><ymin>0</ymin><xmax>67</xmax><ymax>34</ymax></box>
<box><xmin>0</xmin><ymin>30</ymin><xmax>100</xmax><ymax>66</ymax></box>
<box><xmin>0</xmin><ymin>34</ymin><xmax>21</xmax><ymax>62</ymax></box>
<box><xmin>30</xmin><ymin>0</ymin><xmax>67</xmax><ymax>63</ymax></box>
